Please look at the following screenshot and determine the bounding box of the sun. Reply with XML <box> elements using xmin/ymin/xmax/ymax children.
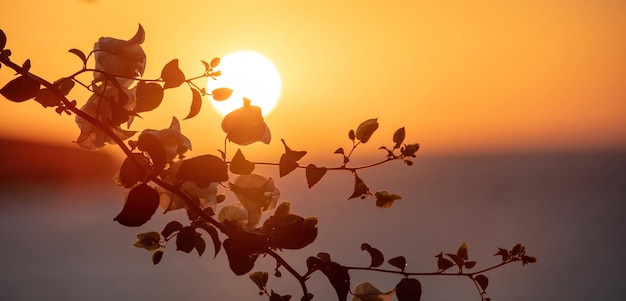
<box><xmin>208</xmin><ymin>51</ymin><xmax>282</xmax><ymax>116</ymax></box>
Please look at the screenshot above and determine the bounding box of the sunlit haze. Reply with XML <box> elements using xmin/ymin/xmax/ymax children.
<box><xmin>1</xmin><ymin>0</ymin><xmax>625</xmax><ymax>158</ymax></box>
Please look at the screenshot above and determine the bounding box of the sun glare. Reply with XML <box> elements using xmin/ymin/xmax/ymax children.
<box><xmin>208</xmin><ymin>51</ymin><xmax>282</xmax><ymax>116</ymax></box>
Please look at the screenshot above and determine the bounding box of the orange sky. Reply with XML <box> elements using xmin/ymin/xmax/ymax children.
<box><xmin>1</xmin><ymin>0</ymin><xmax>625</xmax><ymax>159</ymax></box>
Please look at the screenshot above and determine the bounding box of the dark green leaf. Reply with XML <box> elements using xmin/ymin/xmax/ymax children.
<box><xmin>68</xmin><ymin>48</ymin><xmax>87</xmax><ymax>65</ymax></box>
<box><xmin>176</xmin><ymin>226</ymin><xmax>197</xmax><ymax>253</ymax></box>
<box><xmin>334</xmin><ymin>148</ymin><xmax>344</xmax><ymax>155</ymax></box>
<box><xmin>161</xmin><ymin>221</ymin><xmax>184</xmax><ymax>238</ymax></box>
<box><xmin>230</xmin><ymin>149</ymin><xmax>255</xmax><ymax>175</ymax></box>
<box><xmin>393</xmin><ymin>127</ymin><xmax>406</xmax><ymax>148</ymax></box>
<box><xmin>475</xmin><ymin>274</ymin><xmax>489</xmax><ymax>291</ymax></box>
<box><xmin>511</xmin><ymin>243</ymin><xmax>523</xmax><ymax>256</ymax></box>
<box><xmin>1</xmin><ymin>75</ymin><xmax>40</xmax><ymax>102</ymax></box>
<box><xmin>177</xmin><ymin>154</ymin><xmax>229</xmax><ymax>188</ymax></box>
<box><xmin>161</xmin><ymin>59</ymin><xmax>185</xmax><ymax>89</ymax></box>
<box><xmin>348</xmin><ymin>129</ymin><xmax>355</xmax><ymax>141</ymax></box>
<box><xmin>114</xmin><ymin>184</ymin><xmax>159</xmax><ymax>227</ymax></box>
<box><xmin>184</xmin><ymin>87</ymin><xmax>202</xmax><ymax>120</ymax></box>
<box><xmin>212</xmin><ymin>87</ymin><xmax>233</xmax><ymax>101</ymax></box>
<box><xmin>361</xmin><ymin>243</ymin><xmax>384</xmax><ymax>268</ymax></box>
<box><xmin>135</xmin><ymin>81</ymin><xmax>164</xmax><ymax>113</ymax></box>
<box><xmin>387</xmin><ymin>256</ymin><xmax>407</xmax><ymax>271</ymax></box>
<box><xmin>152</xmin><ymin>250</ymin><xmax>164</xmax><ymax>265</ymax></box>
<box><xmin>305</xmin><ymin>164</ymin><xmax>327</xmax><ymax>188</ymax></box>
<box><xmin>395</xmin><ymin>278</ymin><xmax>421</xmax><ymax>301</ymax></box>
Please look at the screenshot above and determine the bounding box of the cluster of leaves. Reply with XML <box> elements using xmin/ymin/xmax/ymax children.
<box><xmin>1</xmin><ymin>26</ymin><xmax>537</xmax><ymax>301</ymax></box>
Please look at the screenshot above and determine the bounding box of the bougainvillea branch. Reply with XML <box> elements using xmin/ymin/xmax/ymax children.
<box><xmin>0</xmin><ymin>26</ymin><xmax>535</xmax><ymax>301</ymax></box>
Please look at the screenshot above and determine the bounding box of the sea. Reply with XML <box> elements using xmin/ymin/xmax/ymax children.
<box><xmin>0</xmin><ymin>139</ymin><xmax>624</xmax><ymax>300</ymax></box>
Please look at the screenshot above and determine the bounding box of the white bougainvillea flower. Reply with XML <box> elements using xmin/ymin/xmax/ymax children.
<box><xmin>94</xmin><ymin>24</ymin><xmax>146</xmax><ymax>88</ymax></box>
<box><xmin>157</xmin><ymin>160</ymin><xmax>219</xmax><ymax>213</ymax></box>
<box><xmin>218</xmin><ymin>203</ymin><xmax>249</xmax><ymax>229</ymax></box>
<box><xmin>140</xmin><ymin>117</ymin><xmax>192</xmax><ymax>163</ymax></box>
<box><xmin>75</xmin><ymin>85</ymin><xmax>137</xmax><ymax>150</ymax></box>
<box><xmin>221</xmin><ymin>98</ymin><xmax>271</xmax><ymax>146</ymax></box>
<box><xmin>352</xmin><ymin>282</ymin><xmax>395</xmax><ymax>301</ymax></box>
<box><xmin>229</xmin><ymin>174</ymin><xmax>280</xmax><ymax>229</ymax></box>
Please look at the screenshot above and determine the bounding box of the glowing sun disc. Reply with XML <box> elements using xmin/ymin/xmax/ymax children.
<box><xmin>208</xmin><ymin>51</ymin><xmax>281</xmax><ymax>116</ymax></box>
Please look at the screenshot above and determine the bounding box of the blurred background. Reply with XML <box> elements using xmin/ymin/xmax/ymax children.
<box><xmin>1</xmin><ymin>0</ymin><xmax>625</xmax><ymax>300</ymax></box>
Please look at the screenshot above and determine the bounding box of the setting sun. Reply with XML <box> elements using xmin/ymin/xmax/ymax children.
<box><xmin>208</xmin><ymin>51</ymin><xmax>281</xmax><ymax>116</ymax></box>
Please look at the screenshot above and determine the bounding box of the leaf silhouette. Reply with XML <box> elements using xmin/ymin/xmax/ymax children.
<box><xmin>306</xmin><ymin>257</ymin><xmax>350</xmax><ymax>301</ymax></box>
<box><xmin>161</xmin><ymin>221</ymin><xmax>183</xmax><ymax>238</ymax></box>
<box><xmin>387</xmin><ymin>256</ymin><xmax>407</xmax><ymax>271</ymax></box>
<box><xmin>118</xmin><ymin>153</ymin><xmax>150</xmax><ymax>188</ymax></box>
<box><xmin>230</xmin><ymin>149</ymin><xmax>255</xmax><ymax>175</ymax></box>
<box><xmin>152</xmin><ymin>250</ymin><xmax>163</xmax><ymax>265</ymax></box>
<box><xmin>68</xmin><ymin>48</ymin><xmax>87</xmax><ymax>65</ymax></box>
<box><xmin>210</xmin><ymin>57</ymin><xmax>220</xmax><ymax>68</ymax></box>
<box><xmin>475</xmin><ymin>274</ymin><xmax>489</xmax><ymax>291</ymax></box>
<box><xmin>135</xmin><ymin>81</ymin><xmax>164</xmax><ymax>113</ymax></box>
<box><xmin>195</xmin><ymin>235</ymin><xmax>206</xmax><ymax>257</ymax></box>
<box><xmin>348</xmin><ymin>175</ymin><xmax>369</xmax><ymax>199</ymax></box>
<box><xmin>137</xmin><ymin>133</ymin><xmax>167</xmax><ymax>175</ymax></box>
<box><xmin>305</xmin><ymin>164</ymin><xmax>326</xmax><ymax>188</ymax></box>
<box><xmin>224</xmin><ymin>238</ymin><xmax>259</xmax><ymax>275</ymax></box>
<box><xmin>198</xmin><ymin>223</ymin><xmax>222</xmax><ymax>258</ymax></box>
<box><xmin>361</xmin><ymin>243</ymin><xmax>385</xmax><ymax>268</ymax></box>
<box><xmin>395</xmin><ymin>278</ymin><xmax>421</xmax><ymax>301</ymax></box>
<box><xmin>494</xmin><ymin>248</ymin><xmax>509</xmax><ymax>262</ymax></box>
<box><xmin>114</xmin><ymin>184</ymin><xmax>159</xmax><ymax>227</ymax></box>
<box><xmin>1</xmin><ymin>75</ymin><xmax>40</xmax><ymax>102</ymax></box>
<box><xmin>355</xmin><ymin>118</ymin><xmax>379</xmax><ymax>143</ymax></box>
<box><xmin>279</xmin><ymin>139</ymin><xmax>306</xmax><ymax>177</ymax></box>
<box><xmin>435</xmin><ymin>252</ymin><xmax>454</xmax><ymax>271</ymax></box>
<box><xmin>212</xmin><ymin>87</ymin><xmax>233</xmax><ymax>101</ymax></box>
<box><xmin>176</xmin><ymin>226</ymin><xmax>197</xmax><ymax>253</ymax></box>
<box><xmin>0</xmin><ymin>29</ymin><xmax>6</xmax><ymax>51</ymax></box>
<box><xmin>393</xmin><ymin>127</ymin><xmax>405</xmax><ymax>148</ymax></box>
<box><xmin>177</xmin><ymin>154</ymin><xmax>228</xmax><ymax>188</ymax></box>
<box><xmin>161</xmin><ymin>59</ymin><xmax>185</xmax><ymax>89</ymax></box>
<box><xmin>457</xmin><ymin>242</ymin><xmax>469</xmax><ymax>261</ymax></box>
<box><xmin>184</xmin><ymin>87</ymin><xmax>202</xmax><ymax>120</ymax></box>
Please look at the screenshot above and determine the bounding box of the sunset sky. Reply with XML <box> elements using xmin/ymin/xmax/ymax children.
<box><xmin>1</xmin><ymin>0</ymin><xmax>625</xmax><ymax>159</ymax></box>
